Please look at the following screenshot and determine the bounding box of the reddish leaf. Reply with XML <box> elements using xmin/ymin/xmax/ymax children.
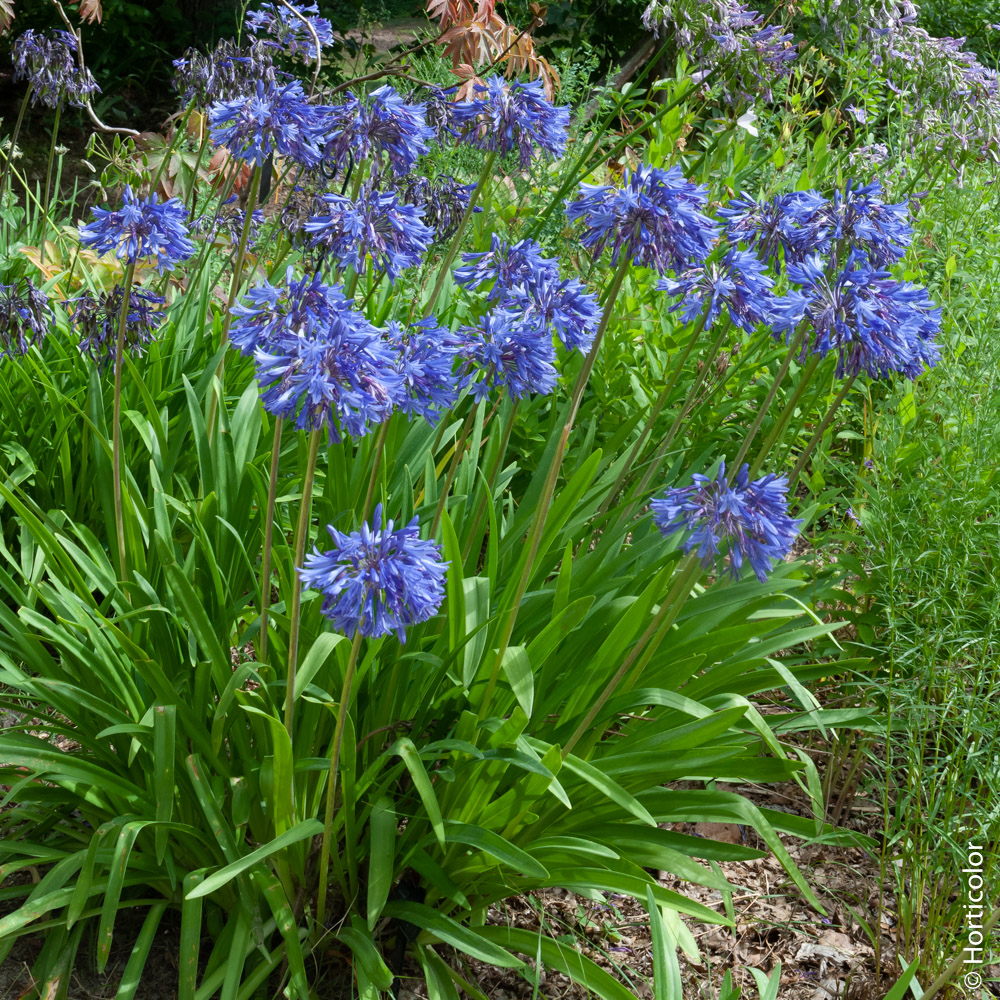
<box><xmin>0</xmin><ymin>0</ymin><xmax>15</xmax><ymax>34</ymax></box>
<box><xmin>79</xmin><ymin>0</ymin><xmax>102</xmax><ymax>23</ymax></box>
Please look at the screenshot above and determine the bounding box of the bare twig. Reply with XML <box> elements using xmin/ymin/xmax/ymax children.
<box><xmin>273</xmin><ymin>0</ymin><xmax>323</xmax><ymax>95</ymax></box>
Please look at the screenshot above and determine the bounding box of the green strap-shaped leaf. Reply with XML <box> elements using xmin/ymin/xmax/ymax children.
<box><xmin>443</xmin><ymin>821</ymin><xmax>548</xmax><ymax>878</ymax></box>
<box><xmin>367</xmin><ymin>797</ymin><xmax>396</xmax><ymax>928</ymax></box>
<box><xmin>338</xmin><ymin>920</ymin><xmax>394</xmax><ymax>990</ymax></box>
<box><xmin>395</xmin><ymin>738</ymin><xmax>445</xmax><ymax>847</ymax></box>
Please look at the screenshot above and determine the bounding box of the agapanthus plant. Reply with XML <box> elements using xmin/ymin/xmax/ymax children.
<box><xmin>462</xmin><ymin>309</ymin><xmax>558</xmax><ymax>400</ymax></box>
<box><xmin>299</xmin><ymin>504</ymin><xmax>447</xmax><ymax>640</ymax></box>
<box><xmin>652</xmin><ymin>461</ymin><xmax>802</xmax><ymax>581</ymax></box>
<box><xmin>12</xmin><ymin>28</ymin><xmax>100</xmax><ymax>108</ymax></box>
<box><xmin>304</xmin><ymin>189</ymin><xmax>434</xmax><ymax>281</ymax></box>
<box><xmin>657</xmin><ymin>248</ymin><xmax>776</xmax><ymax>333</ymax></box>
<box><xmin>66</xmin><ymin>285</ymin><xmax>164</xmax><ymax>371</ymax></box>
<box><xmin>452</xmin><ymin>75</ymin><xmax>570</xmax><ymax>168</ymax></box>
<box><xmin>0</xmin><ymin>278</ymin><xmax>51</xmax><ymax>358</ymax></box>
<box><xmin>772</xmin><ymin>251</ymin><xmax>941</xmax><ymax>379</ymax></box>
<box><xmin>173</xmin><ymin>38</ymin><xmax>283</xmax><ymax>105</ymax></box>
<box><xmin>502</xmin><ymin>276</ymin><xmax>601</xmax><ymax>352</ymax></box>
<box><xmin>718</xmin><ymin>189</ymin><xmax>828</xmax><ymax>269</ymax></box>
<box><xmin>245</xmin><ymin>1</ymin><xmax>335</xmax><ymax>62</ymax></box>
<box><xmin>320</xmin><ymin>85</ymin><xmax>434</xmax><ymax>178</ymax></box>
<box><xmin>399</xmin><ymin>174</ymin><xmax>479</xmax><ymax>241</ymax></box>
<box><xmin>453</xmin><ymin>235</ymin><xmax>560</xmax><ymax>300</ymax></box>
<box><xmin>209</xmin><ymin>78</ymin><xmax>327</xmax><ymax>167</ymax></box>
<box><xmin>253</xmin><ymin>300</ymin><xmax>404</xmax><ymax>439</ymax></box>
<box><xmin>566</xmin><ymin>165</ymin><xmax>719</xmax><ymax>274</ymax></box>
<box><xmin>79</xmin><ymin>185</ymin><xmax>195</xmax><ymax>272</ymax></box>
<box><xmin>385</xmin><ymin>319</ymin><xmax>465</xmax><ymax>423</ymax></box>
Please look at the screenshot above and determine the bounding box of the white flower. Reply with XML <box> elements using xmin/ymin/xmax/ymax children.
<box><xmin>736</xmin><ymin>109</ymin><xmax>758</xmax><ymax>137</ymax></box>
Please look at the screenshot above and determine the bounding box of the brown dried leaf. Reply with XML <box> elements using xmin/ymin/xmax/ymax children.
<box><xmin>78</xmin><ymin>0</ymin><xmax>102</xmax><ymax>23</ymax></box>
<box><xmin>0</xmin><ymin>0</ymin><xmax>14</xmax><ymax>34</ymax></box>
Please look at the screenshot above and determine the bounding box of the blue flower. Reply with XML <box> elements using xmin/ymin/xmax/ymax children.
<box><xmin>209</xmin><ymin>79</ymin><xmax>326</xmax><ymax>167</ymax></box>
<box><xmin>453</xmin><ymin>235</ymin><xmax>560</xmax><ymax>299</ymax></box>
<box><xmin>245</xmin><ymin>1</ymin><xmax>335</xmax><ymax>62</ymax></box>
<box><xmin>304</xmin><ymin>188</ymin><xmax>434</xmax><ymax>281</ymax></box>
<box><xmin>502</xmin><ymin>276</ymin><xmax>601</xmax><ymax>352</ymax></box>
<box><xmin>320</xmin><ymin>85</ymin><xmax>434</xmax><ymax>177</ymax></box>
<box><xmin>452</xmin><ymin>75</ymin><xmax>570</xmax><ymax>168</ymax></box>
<box><xmin>718</xmin><ymin>190</ymin><xmax>828</xmax><ymax>268</ymax></box>
<box><xmin>461</xmin><ymin>309</ymin><xmax>557</xmax><ymax>401</ymax></box>
<box><xmin>657</xmin><ymin>249</ymin><xmax>776</xmax><ymax>333</ymax></box>
<box><xmin>772</xmin><ymin>252</ymin><xmax>941</xmax><ymax>380</ymax></box>
<box><xmin>399</xmin><ymin>173</ymin><xmax>480</xmax><ymax>241</ymax></box>
<box><xmin>253</xmin><ymin>297</ymin><xmax>404</xmax><ymax>439</ymax></box>
<box><xmin>12</xmin><ymin>29</ymin><xmax>100</xmax><ymax>109</ymax></box>
<box><xmin>298</xmin><ymin>503</ymin><xmax>447</xmax><ymax>641</ymax></box>
<box><xmin>385</xmin><ymin>318</ymin><xmax>465</xmax><ymax>424</ymax></box>
<box><xmin>819</xmin><ymin>179</ymin><xmax>912</xmax><ymax>267</ymax></box>
<box><xmin>173</xmin><ymin>38</ymin><xmax>284</xmax><ymax>105</ymax></box>
<box><xmin>231</xmin><ymin>268</ymin><xmax>351</xmax><ymax>356</ymax></box>
<box><xmin>79</xmin><ymin>185</ymin><xmax>195</xmax><ymax>273</ymax></box>
<box><xmin>65</xmin><ymin>285</ymin><xmax>164</xmax><ymax>371</ymax></box>
<box><xmin>0</xmin><ymin>278</ymin><xmax>51</xmax><ymax>357</ymax></box>
<box><xmin>565</xmin><ymin>165</ymin><xmax>719</xmax><ymax>274</ymax></box>
<box><xmin>652</xmin><ymin>462</ymin><xmax>802</xmax><ymax>582</ymax></box>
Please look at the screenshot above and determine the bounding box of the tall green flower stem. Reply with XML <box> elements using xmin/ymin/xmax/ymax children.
<box><xmin>315</xmin><ymin>627</ymin><xmax>364</xmax><ymax>928</ymax></box>
<box><xmin>431</xmin><ymin>403</ymin><xmax>480</xmax><ymax>537</ymax></box>
<box><xmin>614</xmin><ymin>317</ymin><xmax>735</xmax><ymax>533</ymax></box>
<box><xmin>597</xmin><ymin>310</ymin><xmax>713</xmax><ymax>521</ymax></box>
<box><xmin>424</xmin><ymin>153</ymin><xmax>496</xmax><ymax>315</ymax></box>
<box><xmin>787</xmin><ymin>374</ymin><xmax>856</xmax><ymax>490</ymax></box>
<box><xmin>257</xmin><ymin>418</ymin><xmax>284</xmax><ymax>665</ymax></box>
<box><xmin>361</xmin><ymin>422</ymin><xmax>389</xmax><ymax>523</ymax></box>
<box><xmin>728</xmin><ymin>320</ymin><xmax>810</xmax><ymax>481</ymax></box>
<box><xmin>476</xmin><ymin>253</ymin><xmax>632</xmax><ymax>721</ymax></box>
<box><xmin>563</xmin><ymin>553</ymin><xmax>702</xmax><ymax>758</ymax></box>
<box><xmin>206</xmin><ymin>163</ymin><xmax>262</xmax><ymax>441</ymax></box>
<box><xmin>39</xmin><ymin>101</ymin><xmax>62</xmax><ymax>265</ymax></box>
<box><xmin>112</xmin><ymin>260</ymin><xmax>138</xmax><ymax>584</ymax></box>
<box><xmin>746</xmin><ymin>352</ymin><xmax>822</xmax><ymax>478</ymax></box>
<box><xmin>283</xmin><ymin>429</ymin><xmax>323</xmax><ymax>740</ymax></box>
<box><xmin>0</xmin><ymin>85</ymin><xmax>31</xmax><ymax>247</ymax></box>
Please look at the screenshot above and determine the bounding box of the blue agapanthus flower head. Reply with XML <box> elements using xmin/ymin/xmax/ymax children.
<box><xmin>657</xmin><ymin>248</ymin><xmax>776</xmax><ymax>333</ymax></box>
<box><xmin>231</xmin><ymin>268</ymin><xmax>348</xmax><ymax>355</ymax></box>
<box><xmin>66</xmin><ymin>284</ymin><xmax>164</xmax><ymax>372</ymax></box>
<box><xmin>399</xmin><ymin>173</ymin><xmax>480</xmax><ymax>241</ymax></box>
<box><xmin>821</xmin><ymin>179</ymin><xmax>912</xmax><ymax>266</ymax></box>
<box><xmin>320</xmin><ymin>85</ymin><xmax>434</xmax><ymax>177</ymax></box>
<box><xmin>502</xmin><ymin>275</ymin><xmax>601</xmax><ymax>352</ymax></box>
<box><xmin>245</xmin><ymin>1</ymin><xmax>335</xmax><ymax>62</ymax></box>
<box><xmin>298</xmin><ymin>503</ymin><xmax>448</xmax><ymax>641</ymax></box>
<box><xmin>452</xmin><ymin>74</ymin><xmax>570</xmax><ymax>168</ymax></box>
<box><xmin>385</xmin><ymin>318</ymin><xmax>465</xmax><ymax>424</ymax></box>
<box><xmin>209</xmin><ymin>78</ymin><xmax>326</xmax><ymax>167</ymax></box>
<box><xmin>565</xmin><ymin>165</ymin><xmax>719</xmax><ymax>274</ymax></box>
<box><xmin>718</xmin><ymin>189</ymin><xmax>828</xmax><ymax>268</ymax></box>
<box><xmin>304</xmin><ymin>188</ymin><xmax>434</xmax><ymax>282</ymax></box>
<box><xmin>652</xmin><ymin>461</ymin><xmax>802</xmax><ymax>582</ymax></box>
<box><xmin>12</xmin><ymin>28</ymin><xmax>100</xmax><ymax>108</ymax></box>
<box><xmin>79</xmin><ymin>185</ymin><xmax>195</xmax><ymax>272</ymax></box>
<box><xmin>253</xmin><ymin>296</ymin><xmax>405</xmax><ymax>439</ymax></box>
<box><xmin>462</xmin><ymin>308</ymin><xmax>558</xmax><ymax>401</ymax></box>
<box><xmin>453</xmin><ymin>235</ymin><xmax>560</xmax><ymax>300</ymax></box>
<box><xmin>173</xmin><ymin>37</ymin><xmax>283</xmax><ymax>105</ymax></box>
<box><xmin>0</xmin><ymin>277</ymin><xmax>51</xmax><ymax>358</ymax></box>
<box><xmin>773</xmin><ymin>251</ymin><xmax>941</xmax><ymax>380</ymax></box>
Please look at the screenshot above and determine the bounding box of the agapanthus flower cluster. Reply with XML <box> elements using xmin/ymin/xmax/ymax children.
<box><xmin>66</xmin><ymin>285</ymin><xmax>164</xmax><ymax>371</ymax></box>
<box><xmin>814</xmin><ymin>180</ymin><xmax>912</xmax><ymax>266</ymax></box>
<box><xmin>453</xmin><ymin>235</ymin><xmax>560</xmax><ymax>300</ymax></box>
<box><xmin>209</xmin><ymin>78</ymin><xmax>326</xmax><ymax>167</ymax></box>
<box><xmin>245</xmin><ymin>1</ymin><xmax>335</xmax><ymax>62</ymax></box>
<box><xmin>12</xmin><ymin>29</ymin><xmax>100</xmax><ymax>109</ymax></box>
<box><xmin>461</xmin><ymin>309</ymin><xmax>557</xmax><ymax>400</ymax></box>
<box><xmin>298</xmin><ymin>504</ymin><xmax>447</xmax><ymax>641</ymax></box>
<box><xmin>304</xmin><ymin>189</ymin><xmax>433</xmax><ymax>281</ymax></box>
<box><xmin>172</xmin><ymin>38</ymin><xmax>283</xmax><ymax>105</ymax></box>
<box><xmin>652</xmin><ymin>461</ymin><xmax>802</xmax><ymax>582</ymax></box>
<box><xmin>398</xmin><ymin>174</ymin><xmax>479</xmax><ymax>241</ymax></box>
<box><xmin>505</xmin><ymin>275</ymin><xmax>601</xmax><ymax>352</ymax></box>
<box><xmin>566</xmin><ymin>165</ymin><xmax>719</xmax><ymax>274</ymax></box>
<box><xmin>385</xmin><ymin>319</ymin><xmax>465</xmax><ymax>423</ymax></box>
<box><xmin>189</xmin><ymin>196</ymin><xmax>265</xmax><ymax>247</ymax></box>
<box><xmin>718</xmin><ymin>189</ymin><xmax>829</xmax><ymax>268</ymax></box>
<box><xmin>231</xmin><ymin>268</ymin><xmax>350</xmax><ymax>355</ymax></box>
<box><xmin>452</xmin><ymin>75</ymin><xmax>570</xmax><ymax>168</ymax></box>
<box><xmin>640</xmin><ymin>0</ymin><xmax>796</xmax><ymax>104</ymax></box>
<box><xmin>80</xmin><ymin>185</ymin><xmax>195</xmax><ymax>273</ymax></box>
<box><xmin>772</xmin><ymin>251</ymin><xmax>941</xmax><ymax>379</ymax></box>
<box><xmin>0</xmin><ymin>278</ymin><xmax>51</xmax><ymax>358</ymax></box>
<box><xmin>320</xmin><ymin>85</ymin><xmax>434</xmax><ymax>178</ymax></box>
<box><xmin>252</xmin><ymin>288</ymin><xmax>404</xmax><ymax>439</ymax></box>
<box><xmin>657</xmin><ymin>249</ymin><xmax>776</xmax><ymax>333</ymax></box>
